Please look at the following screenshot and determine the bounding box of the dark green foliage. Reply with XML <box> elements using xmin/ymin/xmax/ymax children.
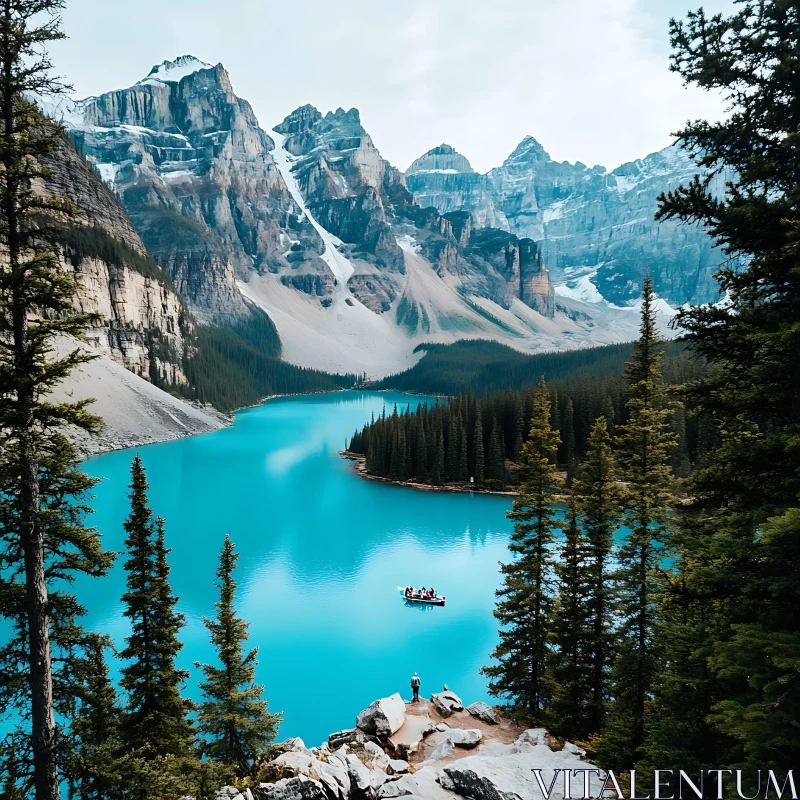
<box><xmin>181</xmin><ymin>307</ymin><xmax>357</xmax><ymax>412</ymax></box>
<box><xmin>376</xmin><ymin>338</ymin><xmax>695</xmax><ymax>396</ymax></box>
<box><xmin>350</xmin><ymin>343</ymin><xmax>702</xmax><ymax>488</ymax></box>
<box><xmin>473</xmin><ymin>408</ymin><xmax>485</xmax><ymax>485</ymax></box>
<box><xmin>196</xmin><ymin>536</ymin><xmax>281</xmax><ymax>777</ymax></box>
<box><xmin>481</xmin><ymin>379</ymin><xmax>562</xmax><ymax>722</ymax></box>
<box><xmin>637</xmin><ymin>0</ymin><xmax>800</xmax><ymax>779</ymax></box>
<box><xmin>0</xmin><ymin>5</ymin><xmax>115</xmax><ymax>796</ymax></box>
<box><xmin>118</xmin><ymin>457</ymin><xmax>194</xmax><ymax>759</ymax></box>
<box><xmin>561</xmin><ymin>399</ymin><xmax>577</xmax><ymax>486</ymax></box>
<box><xmin>64</xmin><ymin>635</ymin><xmax>122</xmax><ymax>800</ymax></box>
<box><xmin>546</xmin><ymin>495</ymin><xmax>592</xmax><ymax>740</ymax></box>
<box><xmin>574</xmin><ymin>419</ymin><xmax>622</xmax><ymax>736</ymax></box>
<box><xmin>59</xmin><ymin>224</ymin><xmax>173</xmax><ymax>287</ymax></box>
<box><xmin>597</xmin><ymin>277</ymin><xmax>676</xmax><ymax>769</ymax></box>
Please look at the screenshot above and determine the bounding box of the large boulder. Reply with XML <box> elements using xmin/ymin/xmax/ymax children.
<box><xmin>271</xmin><ymin>750</ymin><xmax>350</xmax><ymax>798</ymax></box>
<box><xmin>363</xmin><ymin>741</ymin><xmax>390</xmax><ymax>770</ymax></box>
<box><xmin>346</xmin><ymin>753</ymin><xmax>371</xmax><ymax>793</ymax></box>
<box><xmin>250</xmin><ymin>776</ymin><xmax>327</xmax><ymax>800</ymax></box>
<box><xmin>214</xmin><ymin>788</ymin><xmax>244</xmax><ymax>800</ymax></box>
<box><xmin>356</xmin><ymin>693</ymin><xmax>406</xmax><ymax>739</ymax></box>
<box><xmin>466</xmin><ymin>701</ymin><xmax>499</xmax><ymax>725</ymax></box>
<box><xmin>376</xmin><ymin>775</ymin><xmax>418</xmax><ymax>798</ymax></box>
<box><xmin>430</xmin><ymin>690</ymin><xmax>463</xmax><ymax>718</ymax></box>
<box><xmin>423</xmin><ymin>727</ymin><xmax>482</xmax><ymax>763</ymax></box>
<box><xmin>328</xmin><ymin>727</ymin><xmax>370</xmax><ymax>750</ymax></box>
<box><xmin>448</xmin><ymin>728</ymin><xmax>482</xmax><ymax>749</ymax></box>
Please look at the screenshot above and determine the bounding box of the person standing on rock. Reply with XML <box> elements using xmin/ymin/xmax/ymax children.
<box><xmin>411</xmin><ymin>672</ymin><xmax>421</xmax><ymax>702</ymax></box>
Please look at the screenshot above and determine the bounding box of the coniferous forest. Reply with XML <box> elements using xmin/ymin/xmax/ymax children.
<box><xmin>348</xmin><ymin>342</ymin><xmax>703</xmax><ymax>488</ymax></box>
<box><xmin>0</xmin><ymin>0</ymin><xmax>798</xmax><ymax>798</ymax></box>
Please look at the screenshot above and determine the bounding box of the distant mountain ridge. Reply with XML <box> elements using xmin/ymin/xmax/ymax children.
<box><xmin>407</xmin><ymin>137</ymin><xmax>723</xmax><ymax>306</ymax></box>
<box><xmin>44</xmin><ymin>54</ymin><xmax>682</xmax><ymax>378</ymax></box>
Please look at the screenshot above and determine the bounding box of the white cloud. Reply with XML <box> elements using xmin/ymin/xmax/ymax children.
<box><xmin>50</xmin><ymin>0</ymin><xmax>734</xmax><ymax>173</ymax></box>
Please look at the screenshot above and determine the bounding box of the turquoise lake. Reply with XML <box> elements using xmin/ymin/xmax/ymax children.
<box><xmin>78</xmin><ymin>391</ymin><xmax>515</xmax><ymax>746</ymax></box>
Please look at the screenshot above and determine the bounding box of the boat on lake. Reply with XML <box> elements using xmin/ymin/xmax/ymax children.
<box><xmin>398</xmin><ymin>586</ymin><xmax>446</xmax><ymax>606</ymax></box>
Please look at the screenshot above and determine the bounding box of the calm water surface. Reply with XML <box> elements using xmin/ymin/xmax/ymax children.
<box><xmin>79</xmin><ymin>391</ymin><xmax>514</xmax><ymax>746</ymax></box>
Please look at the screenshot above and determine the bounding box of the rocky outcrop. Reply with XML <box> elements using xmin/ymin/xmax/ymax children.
<box><xmin>407</xmin><ymin>135</ymin><xmax>724</xmax><ymax>306</ymax></box>
<box><xmin>216</xmin><ymin>694</ymin><xmax>597</xmax><ymax>800</ymax></box>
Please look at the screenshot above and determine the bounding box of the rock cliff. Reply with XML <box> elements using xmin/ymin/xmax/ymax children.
<box><xmin>40</xmin><ymin>138</ymin><xmax>194</xmax><ymax>386</ymax></box>
<box><xmin>406</xmin><ymin>137</ymin><xmax>724</xmax><ymax>306</ymax></box>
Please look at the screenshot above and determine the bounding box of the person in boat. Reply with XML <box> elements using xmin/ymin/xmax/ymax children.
<box><xmin>411</xmin><ymin>672</ymin><xmax>421</xmax><ymax>703</ymax></box>
<box><xmin>429</xmin><ymin>588</ymin><xmax>435</xmax><ymax>599</ymax></box>
<box><xmin>419</xmin><ymin>586</ymin><xmax>426</xmax><ymax>599</ymax></box>
<box><xmin>405</xmin><ymin>586</ymin><xmax>412</xmax><ymax>598</ymax></box>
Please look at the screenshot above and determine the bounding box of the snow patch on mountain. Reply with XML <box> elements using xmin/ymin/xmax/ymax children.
<box><xmin>555</xmin><ymin>270</ymin><xmax>605</xmax><ymax>304</ymax></box>
<box><xmin>270</xmin><ymin>129</ymin><xmax>354</xmax><ymax>285</ymax></box>
<box><xmin>137</xmin><ymin>55</ymin><xmax>213</xmax><ymax>86</ymax></box>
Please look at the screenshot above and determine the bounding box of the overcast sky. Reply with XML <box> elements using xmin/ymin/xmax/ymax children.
<box><xmin>50</xmin><ymin>0</ymin><xmax>735</xmax><ymax>173</ymax></box>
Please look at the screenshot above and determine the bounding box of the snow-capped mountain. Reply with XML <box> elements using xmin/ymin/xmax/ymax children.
<box><xmin>407</xmin><ymin>138</ymin><xmax>724</xmax><ymax>306</ymax></box>
<box><xmin>47</xmin><ymin>55</ymin><xmax>675</xmax><ymax>377</ymax></box>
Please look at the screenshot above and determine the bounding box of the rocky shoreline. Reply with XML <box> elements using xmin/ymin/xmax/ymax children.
<box><xmin>339</xmin><ymin>452</ymin><xmax>519</xmax><ymax>498</ymax></box>
<box><xmin>219</xmin><ymin>689</ymin><xmax>595</xmax><ymax>799</ymax></box>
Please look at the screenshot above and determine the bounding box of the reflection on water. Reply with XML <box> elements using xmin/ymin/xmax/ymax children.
<box><xmin>78</xmin><ymin>391</ymin><xmax>514</xmax><ymax>745</ymax></box>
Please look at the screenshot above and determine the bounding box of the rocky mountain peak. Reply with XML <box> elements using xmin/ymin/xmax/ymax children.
<box><xmin>274</xmin><ymin>104</ymin><xmax>323</xmax><ymax>135</ymax></box>
<box><xmin>407</xmin><ymin>143</ymin><xmax>474</xmax><ymax>175</ymax></box>
<box><xmin>137</xmin><ymin>55</ymin><xmax>214</xmax><ymax>86</ymax></box>
<box><xmin>324</xmin><ymin>106</ymin><xmax>361</xmax><ymax>125</ymax></box>
<box><xmin>503</xmin><ymin>135</ymin><xmax>551</xmax><ymax>166</ymax></box>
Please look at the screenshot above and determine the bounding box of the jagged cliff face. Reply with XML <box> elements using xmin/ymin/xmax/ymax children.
<box><xmin>57</xmin><ymin>56</ymin><xmax>327</xmax><ymax>322</ymax></box>
<box><xmin>68</xmin><ymin>254</ymin><xmax>189</xmax><ymax>385</ymax></box>
<box><xmin>273</xmin><ymin>105</ymin><xmax>556</xmax><ymax>320</ymax></box>
<box><xmin>406</xmin><ymin>137</ymin><xmax>722</xmax><ymax>306</ymax></box>
<box><xmin>406</xmin><ymin>145</ymin><xmax>507</xmax><ymax>230</ymax></box>
<box><xmin>41</xmin><ymin>139</ymin><xmax>193</xmax><ymax>385</ymax></box>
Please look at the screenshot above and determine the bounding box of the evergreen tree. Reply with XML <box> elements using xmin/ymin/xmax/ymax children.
<box><xmin>513</xmin><ymin>400</ymin><xmax>525</xmax><ymax>458</ymax></box>
<box><xmin>0</xmin><ymin>740</ymin><xmax>25</xmax><ymax>800</ymax></box>
<box><xmin>196</xmin><ymin>536</ymin><xmax>281</xmax><ymax>777</ymax></box>
<box><xmin>66</xmin><ymin>635</ymin><xmax>123</xmax><ymax>800</ymax></box>
<box><xmin>563</xmin><ymin>399</ymin><xmax>577</xmax><ymax>486</ymax></box>
<box><xmin>487</xmin><ymin>417</ymin><xmax>505</xmax><ymax>486</ymax></box>
<box><xmin>430</xmin><ymin>431</ymin><xmax>445</xmax><ymax>486</ymax></box>
<box><xmin>414</xmin><ymin>418</ymin><xmax>427</xmax><ymax>478</ymax></box>
<box><xmin>574</xmin><ymin>418</ymin><xmax>622</xmax><ymax>736</ymax></box>
<box><xmin>446</xmin><ymin>409</ymin><xmax>459</xmax><ymax>481</ymax></box>
<box><xmin>0</xmin><ymin>4</ymin><xmax>117</xmax><ymax>797</ymax></box>
<box><xmin>640</xmin><ymin>2</ymin><xmax>800</xmax><ymax>776</ymax></box>
<box><xmin>472</xmin><ymin>409</ymin><xmax>485</xmax><ymax>485</ymax></box>
<box><xmin>597</xmin><ymin>277</ymin><xmax>676</xmax><ymax>769</ymax></box>
<box><xmin>546</xmin><ymin>495</ymin><xmax>591</xmax><ymax>740</ymax></box>
<box><xmin>457</xmin><ymin>420</ymin><xmax>469</xmax><ymax>482</ymax></box>
<box><xmin>482</xmin><ymin>378</ymin><xmax>562</xmax><ymax>721</ymax></box>
<box><xmin>118</xmin><ymin>458</ymin><xmax>193</xmax><ymax>758</ymax></box>
<box><xmin>669</xmin><ymin>403</ymin><xmax>691</xmax><ymax>478</ymax></box>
